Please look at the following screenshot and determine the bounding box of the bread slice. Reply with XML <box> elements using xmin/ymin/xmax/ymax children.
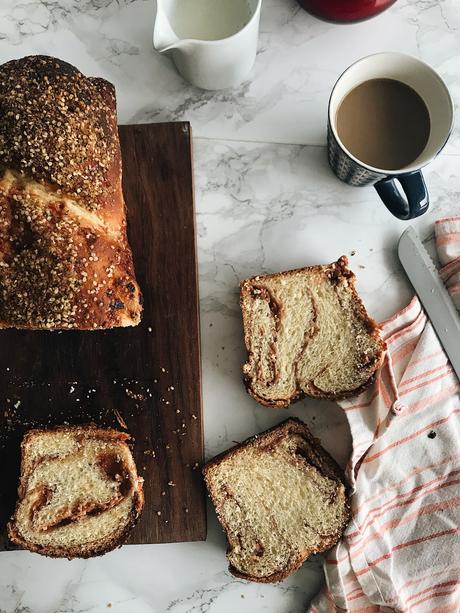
<box><xmin>240</xmin><ymin>257</ymin><xmax>385</xmax><ymax>407</ymax></box>
<box><xmin>8</xmin><ymin>426</ymin><xmax>144</xmax><ymax>558</ymax></box>
<box><xmin>203</xmin><ymin>418</ymin><xmax>350</xmax><ymax>583</ymax></box>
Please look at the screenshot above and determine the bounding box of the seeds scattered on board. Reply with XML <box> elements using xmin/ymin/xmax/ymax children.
<box><xmin>125</xmin><ymin>388</ymin><xmax>146</xmax><ymax>401</ymax></box>
<box><xmin>0</xmin><ymin>370</ymin><xmax>192</xmax><ymax>525</ymax></box>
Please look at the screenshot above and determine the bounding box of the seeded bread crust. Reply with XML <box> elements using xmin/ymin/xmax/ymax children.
<box><xmin>240</xmin><ymin>257</ymin><xmax>386</xmax><ymax>408</ymax></box>
<box><xmin>203</xmin><ymin>418</ymin><xmax>350</xmax><ymax>583</ymax></box>
<box><xmin>0</xmin><ymin>55</ymin><xmax>142</xmax><ymax>329</ymax></box>
<box><xmin>7</xmin><ymin>425</ymin><xmax>144</xmax><ymax>559</ymax></box>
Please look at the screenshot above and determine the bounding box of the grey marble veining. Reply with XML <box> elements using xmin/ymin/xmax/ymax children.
<box><xmin>0</xmin><ymin>0</ymin><xmax>460</xmax><ymax>612</ymax></box>
<box><xmin>0</xmin><ymin>1</ymin><xmax>459</xmax><ymax>147</ymax></box>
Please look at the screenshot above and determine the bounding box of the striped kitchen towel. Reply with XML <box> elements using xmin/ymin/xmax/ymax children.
<box><xmin>436</xmin><ymin>217</ymin><xmax>460</xmax><ymax>310</ymax></box>
<box><xmin>310</xmin><ymin>217</ymin><xmax>460</xmax><ymax>612</ymax></box>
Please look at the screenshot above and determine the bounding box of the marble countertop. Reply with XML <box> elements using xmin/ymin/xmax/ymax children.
<box><xmin>0</xmin><ymin>1</ymin><xmax>459</xmax><ymax>612</ymax></box>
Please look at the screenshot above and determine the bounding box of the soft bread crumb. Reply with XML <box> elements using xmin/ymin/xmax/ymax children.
<box><xmin>204</xmin><ymin>418</ymin><xmax>350</xmax><ymax>583</ymax></box>
<box><xmin>7</xmin><ymin>426</ymin><xmax>144</xmax><ymax>558</ymax></box>
<box><xmin>240</xmin><ymin>257</ymin><xmax>385</xmax><ymax>407</ymax></box>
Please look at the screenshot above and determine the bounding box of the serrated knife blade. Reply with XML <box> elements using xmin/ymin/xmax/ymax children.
<box><xmin>398</xmin><ymin>226</ymin><xmax>460</xmax><ymax>380</ymax></box>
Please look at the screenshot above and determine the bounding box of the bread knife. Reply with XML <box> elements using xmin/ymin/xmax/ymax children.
<box><xmin>398</xmin><ymin>226</ymin><xmax>460</xmax><ymax>380</ymax></box>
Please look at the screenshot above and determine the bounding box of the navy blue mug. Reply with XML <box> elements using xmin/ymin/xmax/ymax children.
<box><xmin>328</xmin><ymin>53</ymin><xmax>453</xmax><ymax>220</ymax></box>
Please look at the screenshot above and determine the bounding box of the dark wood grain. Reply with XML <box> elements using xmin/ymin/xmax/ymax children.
<box><xmin>0</xmin><ymin>122</ymin><xmax>206</xmax><ymax>549</ymax></box>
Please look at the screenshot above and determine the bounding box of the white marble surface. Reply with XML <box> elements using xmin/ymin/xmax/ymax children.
<box><xmin>0</xmin><ymin>1</ymin><xmax>460</xmax><ymax>612</ymax></box>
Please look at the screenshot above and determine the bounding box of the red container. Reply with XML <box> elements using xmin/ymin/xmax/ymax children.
<box><xmin>298</xmin><ymin>0</ymin><xmax>397</xmax><ymax>23</ymax></box>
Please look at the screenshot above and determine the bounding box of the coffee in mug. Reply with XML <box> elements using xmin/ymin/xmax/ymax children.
<box><xmin>327</xmin><ymin>53</ymin><xmax>454</xmax><ymax>220</ymax></box>
<box><xmin>336</xmin><ymin>78</ymin><xmax>430</xmax><ymax>170</ymax></box>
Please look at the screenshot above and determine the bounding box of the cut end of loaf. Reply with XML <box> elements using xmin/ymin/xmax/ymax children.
<box><xmin>204</xmin><ymin>418</ymin><xmax>350</xmax><ymax>583</ymax></box>
<box><xmin>7</xmin><ymin>425</ymin><xmax>144</xmax><ymax>559</ymax></box>
<box><xmin>240</xmin><ymin>257</ymin><xmax>386</xmax><ymax>408</ymax></box>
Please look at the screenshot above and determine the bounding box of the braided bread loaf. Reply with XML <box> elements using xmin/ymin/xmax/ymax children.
<box><xmin>0</xmin><ymin>55</ymin><xmax>142</xmax><ymax>329</ymax></box>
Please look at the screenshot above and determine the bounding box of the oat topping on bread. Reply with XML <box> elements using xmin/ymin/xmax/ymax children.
<box><xmin>0</xmin><ymin>55</ymin><xmax>142</xmax><ymax>329</ymax></box>
<box><xmin>203</xmin><ymin>418</ymin><xmax>350</xmax><ymax>583</ymax></box>
<box><xmin>7</xmin><ymin>426</ymin><xmax>144</xmax><ymax>558</ymax></box>
<box><xmin>240</xmin><ymin>257</ymin><xmax>385</xmax><ymax>407</ymax></box>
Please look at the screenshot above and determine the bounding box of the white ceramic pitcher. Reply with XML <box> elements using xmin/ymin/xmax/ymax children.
<box><xmin>153</xmin><ymin>0</ymin><xmax>262</xmax><ymax>90</ymax></box>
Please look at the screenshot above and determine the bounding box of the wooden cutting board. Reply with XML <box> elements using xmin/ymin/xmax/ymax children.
<box><xmin>0</xmin><ymin>122</ymin><xmax>206</xmax><ymax>549</ymax></box>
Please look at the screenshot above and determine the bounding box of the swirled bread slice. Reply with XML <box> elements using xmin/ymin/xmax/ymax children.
<box><xmin>8</xmin><ymin>426</ymin><xmax>144</xmax><ymax>558</ymax></box>
<box><xmin>240</xmin><ymin>257</ymin><xmax>385</xmax><ymax>407</ymax></box>
<box><xmin>204</xmin><ymin>418</ymin><xmax>350</xmax><ymax>583</ymax></box>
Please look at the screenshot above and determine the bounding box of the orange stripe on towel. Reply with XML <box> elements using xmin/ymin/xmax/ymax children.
<box><xmin>362</xmin><ymin>408</ymin><xmax>460</xmax><ymax>464</ymax></box>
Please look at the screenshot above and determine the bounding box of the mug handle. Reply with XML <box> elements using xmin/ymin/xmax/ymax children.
<box><xmin>374</xmin><ymin>170</ymin><xmax>429</xmax><ymax>220</ymax></box>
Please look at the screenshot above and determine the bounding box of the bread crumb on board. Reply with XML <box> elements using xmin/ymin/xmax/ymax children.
<box><xmin>113</xmin><ymin>408</ymin><xmax>128</xmax><ymax>430</ymax></box>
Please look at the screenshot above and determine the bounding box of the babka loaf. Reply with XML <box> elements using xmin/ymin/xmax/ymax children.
<box><xmin>0</xmin><ymin>55</ymin><xmax>142</xmax><ymax>329</ymax></box>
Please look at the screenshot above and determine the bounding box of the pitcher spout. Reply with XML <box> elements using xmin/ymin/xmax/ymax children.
<box><xmin>153</xmin><ymin>0</ymin><xmax>181</xmax><ymax>53</ymax></box>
